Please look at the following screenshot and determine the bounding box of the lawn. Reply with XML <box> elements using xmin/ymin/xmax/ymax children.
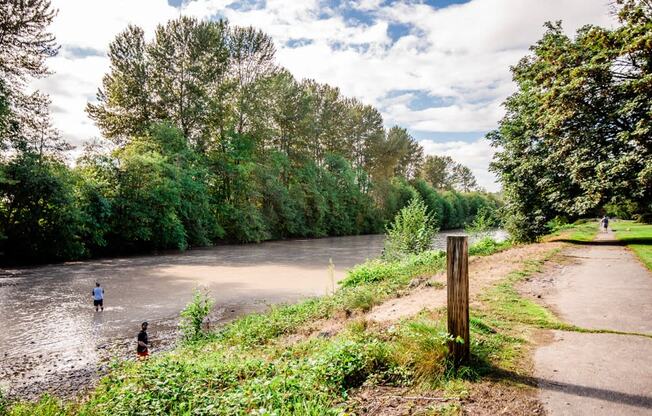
<box><xmin>567</xmin><ymin>221</ymin><xmax>600</xmax><ymax>242</ymax></box>
<box><xmin>545</xmin><ymin>220</ymin><xmax>599</xmax><ymax>243</ymax></box>
<box><xmin>611</xmin><ymin>221</ymin><xmax>652</xmax><ymax>271</ymax></box>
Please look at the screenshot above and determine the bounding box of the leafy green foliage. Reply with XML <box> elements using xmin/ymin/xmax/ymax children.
<box><xmin>384</xmin><ymin>197</ymin><xmax>439</xmax><ymax>260</ymax></box>
<box><xmin>0</xmin><ymin>11</ymin><xmax>501</xmax><ymax>263</ymax></box>
<box><xmin>465</xmin><ymin>206</ymin><xmax>496</xmax><ymax>238</ymax></box>
<box><xmin>468</xmin><ymin>238</ymin><xmax>510</xmax><ymax>256</ymax></box>
<box><xmin>489</xmin><ymin>1</ymin><xmax>652</xmax><ymax>241</ymax></box>
<box><xmin>343</xmin><ymin>250</ymin><xmax>445</xmax><ymax>287</ymax></box>
<box><xmin>179</xmin><ymin>289</ymin><xmax>215</xmax><ymax>342</ymax></box>
<box><xmin>0</xmin><ymin>153</ymin><xmax>85</xmax><ymax>262</ymax></box>
<box><xmin>390</xmin><ymin>319</ymin><xmax>454</xmax><ymax>385</ymax></box>
<box><xmin>419</xmin><ymin>154</ymin><xmax>479</xmax><ymax>192</ymax></box>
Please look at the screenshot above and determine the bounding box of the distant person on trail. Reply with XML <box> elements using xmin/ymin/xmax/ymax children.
<box><xmin>92</xmin><ymin>282</ymin><xmax>104</xmax><ymax>312</ymax></box>
<box><xmin>137</xmin><ymin>322</ymin><xmax>149</xmax><ymax>358</ymax></box>
<box><xmin>600</xmin><ymin>216</ymin><xmax>609</xmax><ymax>232</ymax></box>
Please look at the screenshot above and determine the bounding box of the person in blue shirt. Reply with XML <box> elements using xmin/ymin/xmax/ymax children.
<box><xmin>92</xmin><ymin>282</ymin><xmax>104</xmax><ymax>312</ymax></box>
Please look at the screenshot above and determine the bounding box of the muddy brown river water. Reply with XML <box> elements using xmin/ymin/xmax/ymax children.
<box><xmin>0</xmin><ymin>230</ymin><xmax>505</xmax><ymax>399</ymax></box>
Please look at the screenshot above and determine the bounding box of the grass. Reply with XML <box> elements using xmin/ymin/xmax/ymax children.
<box><xmin>565</xmin><ymin>221</ymin><xmax>599</xmax><ymax>242</ymax></box>
<box><xmin>611</xmin><ymin>221</ymin><xmax>652</xmax><ymax>271</ymax></box>
<box><xmin>4</xmin><ymin>238</ymin><xmax>518</xmax><ymax>416</ymax></box>
<box><xmin>544</xmin><ymin>218</ymin><xmax>600</xmax><ymax>243</ymax></box>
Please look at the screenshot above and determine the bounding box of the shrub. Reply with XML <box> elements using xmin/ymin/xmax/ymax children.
<box><xmin>342</xmin><ymin>286</ymin><xmax>378</xmax><ymax>312</ymax></box>
<box><xmin>341</xmin><ymin>250</ymin><xmax>445</xmax><ymax>288</ymax></box>
<box><xmin>468</xmin><ymin>237</ymin><xmax>510</xmax><ymax>256</ymax></box>
<box><xmin>465</xmin><ymin>206</ymin><xmax>495</xmax><ymax>238</ymax></box>
<box><xmin>179</xmin><ymin>289</ymin><xmax>215</xmax><ymax>342</ymax></box>
<box><xmin>390</xmin><ymin>319</ymin><xmax>453</xmax><ymax>385</ymax></box>
<box><xmin>545</xmin><ymin>216</ymin><xmax>570</xmax><ymax>233</ymax></box>
<box><xmin>384</xmin><ymin>197</ymin><xmax>438</xmax><ymax>260</ymax></box>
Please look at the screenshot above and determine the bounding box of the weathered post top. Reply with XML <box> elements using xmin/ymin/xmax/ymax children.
<box><xmin>447</xmin><ymin>235</ymin><xmax>469</xmax><ymax>366</ymax></box>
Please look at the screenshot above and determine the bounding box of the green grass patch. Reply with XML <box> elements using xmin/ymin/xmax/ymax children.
<box><xmin>478</xmin><ymin>251</ymin><xmax>566</xmax><ymax>330</ymax></box>
<box><xmin>611</xmin><ymin>221</ymin><xmax>652</xmax><ymax>271</ymax></box>
<box><xmin>566</xmin><ymin>221</ymin><xmax>599</xmax><ymax>242</ymax></box>
<box><xmin>545</xmin><ymin>219</ymin><xmax>599</xmax><ymax>243</ymax></box>
<box><xmin>468</xmin><ymin>237</ymin><xmax>511</xmax><ymax>256</ymax></box>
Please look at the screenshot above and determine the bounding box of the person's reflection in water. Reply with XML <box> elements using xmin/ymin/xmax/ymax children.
<box><xmin>91</xmin><ymin>308</ymin><xmax>105</xmax><ymax>338</ymax></box>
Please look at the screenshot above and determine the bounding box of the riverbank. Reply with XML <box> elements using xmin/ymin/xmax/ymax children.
<box><xmin>0</xmin><ymin>230</ymin><xmax>505</xmax><ymax>402</ymax></box>
<box><xmin>5</xmin><ymin>221</ymin><xmax>650</xmax><ymax>414</ymax></box>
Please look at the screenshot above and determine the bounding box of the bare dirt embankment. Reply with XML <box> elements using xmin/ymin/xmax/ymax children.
<box><xmin>272</xmin><ymin>241</ymin><xmax>564</xmax><ymax>415</ymax></box>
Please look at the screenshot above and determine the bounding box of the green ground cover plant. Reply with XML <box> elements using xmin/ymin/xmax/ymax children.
<box><xmin>546</xmin><ymin>219</ymin><xmax>598</xmax><ymax>243</ymax></box>
<box><xmin>179</xmin><ymin>289</ymin><xmax>215</xmax><ymax>342</ymax></box>
<box><xmin>612</xmin><ymin>221</ymin><xmax>652</xmax><ymax>271</ymax></box>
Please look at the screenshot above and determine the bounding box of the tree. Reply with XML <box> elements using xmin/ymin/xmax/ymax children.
<box><xmin>88</xmin><ymin>17</ymin><xmax>231</xmax><ymax>152</ymax></box>
<box><xmin>451</xmin><ymin>164</ymin><xmax>478</xmax><ymax>192</ymax></box>
<box><xmin>0</xmin><ymin>153</ymin><xmax>84</xmax><ymax>262</ymax></box>
<box><xmin>489</xmin><ymin>0</ymin><xmax>652</xmax><ymax>241</ymax></box>
<box><xmin>0</xmin><ymin>0</ymin><xmax>58</xmax><ymax>150</ymax></box>
<box><xmin>420</xmin><ymin>155</ymin><xmax>477</xmax><ymax>192</ymax></box>
<box><xmin>387</xmin><ymin>126</ymin><xmax>423</xmax><ymax>180</ymax></box>
<box><xmin>86</xmin><ymin>25</ymin><xmax>151</xmax><ymax>143</ymax></box>
<box><xmin>420</xmin><ymin>155</ymin><xmax>455</xmax><ymax>190</ymax></box>
<box><xmin>0</xmin><ymin>0</ymin><xmax>57</xmax><ymax>87</ymax></box>
<box><xmin>228</xmin><ymin>26</ymin><xmax>277</xmax><ymax>136</ymax></box>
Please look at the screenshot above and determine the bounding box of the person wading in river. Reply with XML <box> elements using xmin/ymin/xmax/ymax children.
<box><xmin>137</xmin><ymin>322</ymin><xmax>150</xmax><ymax>358</ymax></box>
<box><xmin>92</xmin><ymin>282</ymin><xmax>104</xmax><ymax>312</ymax></box>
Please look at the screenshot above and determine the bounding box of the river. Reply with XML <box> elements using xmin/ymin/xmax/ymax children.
<box><xmin>0</xmin><ymin>229</ymin><xmax>505</xmax><ymax>399</ymax></box>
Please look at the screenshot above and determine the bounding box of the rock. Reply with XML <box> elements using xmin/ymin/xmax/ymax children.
<box><xmin>318</xmin><ymin>330</ymin><xmax>334</xmax><ymax>339</ymax></box>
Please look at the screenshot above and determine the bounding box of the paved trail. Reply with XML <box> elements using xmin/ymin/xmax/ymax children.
<box><xmin>533</xmin><ymin>230</ymin><xmax>652</xmax><ymax>415</ymax></box>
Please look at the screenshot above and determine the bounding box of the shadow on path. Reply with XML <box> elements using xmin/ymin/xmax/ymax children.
<box><xmin>553</xmin><ymin>237</ymin><xmax>652</xmax><ymax>246</ymax></box>
<box><xmin>487</xmin><ymin>368</ymin><xmax>652</xmax><ymax>410</ymax></box>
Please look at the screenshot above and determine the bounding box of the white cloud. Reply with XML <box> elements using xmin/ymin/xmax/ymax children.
<box><xmin>35</xmin><ymin>0</ymin><xmax>618</xmax><ymax>190</ymax></box>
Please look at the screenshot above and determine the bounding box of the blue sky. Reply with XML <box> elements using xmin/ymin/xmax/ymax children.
<box><xmin>37</xmin><ymin>0</ymin><xmax>615</xmax><ymax>191</ymax></box>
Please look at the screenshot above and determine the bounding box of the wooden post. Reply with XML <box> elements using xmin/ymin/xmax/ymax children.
<box><xmin>447</xmin><ymin>235</ymin><xmax>469</xmax><ymax>366</ymax></box>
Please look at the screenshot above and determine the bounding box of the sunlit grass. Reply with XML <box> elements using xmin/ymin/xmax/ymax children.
<box><xmin>611</xmin><ymin>221</ymin><xmax>652</xmax><ymax>271</ymax></box>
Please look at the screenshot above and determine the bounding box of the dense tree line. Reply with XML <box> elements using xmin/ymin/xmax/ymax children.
<box><xmin>0</xmin><ymin>0</ymin><xmax>500</xmax><ymax>263</ymax></box>
<box><xmin>489</xmin><ymin>0</ymin><xmax>651</xmax><ymax>241</ymax></box>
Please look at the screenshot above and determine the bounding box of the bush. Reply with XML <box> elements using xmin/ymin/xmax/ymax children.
<box><xmin>342</xmin><ymin>286</ymin><xmax>379</xmax><ymax>312</ymax></box>
<box><xmin>341</xmin><ymin>250</ymin><xmax>445</xmax><ymax>288</ymax></box>
<box><xmin>468</xmin><ymin>237</ymin><xmax>510</xmax><ymax>256</ymax></box>
<box><xmin>384</xmin><ymin>197</ymin><xmax>439</xmax><ymax>260</ymax></box>
<box><xmin>465</xmin><ymin>206</ymin><xmax>495</xmax><ymax>237</ymax></box>
<box><xmin>390</xmin><ymin>319</ymin><xmax>453</xmax><ymax>385</ymax></box>
<box><xmin>179</xmin><ymin>289</ymin><xmax>215</xmax><ymax>342</ymax></box>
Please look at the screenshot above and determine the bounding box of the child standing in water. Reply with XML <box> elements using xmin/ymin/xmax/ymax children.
<box><xmin>137</xmin><ymin>321</ymin><xmax>149</xmax><ymax>358</ymax></box>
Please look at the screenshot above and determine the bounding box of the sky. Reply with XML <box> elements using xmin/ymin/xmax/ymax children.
<box><xmin>34</xmin><ymin>0</ymin><xmax>617</xmax><ymax>192</ymax></box>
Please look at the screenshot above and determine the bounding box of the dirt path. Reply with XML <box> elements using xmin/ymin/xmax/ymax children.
<box><xmin>367</xmin><ymin>241</ymin><xmax>563</xmax><ymax>323</ymax></box>
<box><xmin>531</xmin><ymin>230</ymin><xmax>652</xmax><ymax>415</ymax></box>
